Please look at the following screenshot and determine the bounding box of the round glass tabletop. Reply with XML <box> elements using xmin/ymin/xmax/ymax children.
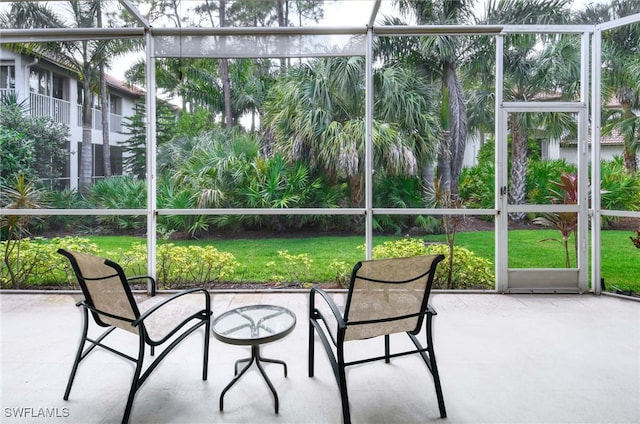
<box><xmin>212</xmin><ymin>304</ymin><xmax>296</xmax><ymax>345</ymax></box>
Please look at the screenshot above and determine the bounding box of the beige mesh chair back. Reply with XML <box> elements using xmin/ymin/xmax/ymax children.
<box><xmin>309</xmin><ymin>254</ymin><xmax>446</xmax><ymax>424</ymax></box>
<box><xmin>58</xmin><ymin>248</ymin><xmax>211</xmax><ymax>424</ymax></box>
<box><xmin>62</xmin><ymin>249</ymin><xmax>142</xmax><ymax>332</ymax></box>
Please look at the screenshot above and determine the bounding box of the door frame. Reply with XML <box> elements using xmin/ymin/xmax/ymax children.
<box><xmin>494</xmin><ymin>32</ymin><xmax>591</xmax><ymax>293</ymax></box>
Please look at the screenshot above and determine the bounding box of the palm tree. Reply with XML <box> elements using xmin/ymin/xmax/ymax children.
<box><xmin>390</xmin><ymin>0</ymin><xmax>474</xmax><ymax>199</ymax></box>
<box><xmin>262</xmin><ymin>56</ymin><xmax>438</xmax><ymax>209</ymax></box>
<box><xmin>574</xmin><ymin>0</ymin><xmax>640</xmax><ymax>173</ymax></box>
<box><xmin>469</xmin><ymin>0</ymin><xmax>572</xmax><ymax>220</ymax></box>
<box><xmin>123</xmin><ymin>0</ymin><xmax>323</xmax><ymax>128</ymax></box>
<box><xmin>1</xmin><ymin>1</ymin><xmax>137</xmax><ymax>193</ymax></box>
<box><xmin>96</xmin><ymin>0</ymin><xmax>111</xmax><ymax>178</ymax></box>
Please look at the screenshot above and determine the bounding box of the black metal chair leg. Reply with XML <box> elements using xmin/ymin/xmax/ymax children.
<box><xmin>308</xmin><ymin>322</ymin><xmax>315</xmax><ymax>377</ymax></box>
<box><xmin>425</xmin><ymin>316</ymin><xmax>446</xmax><ymax>418</ymax></box>
<box><xmin>59</xmin><ymin>250</ymin><xmax>213</xmax><ymax>424</ymax></box>
<box><xmin>64</xmin><ymin>307</ymin><xmax>89</xmax><ymax>400</ymax></box>
<box><xmin>408</xmin><ymin>325</ymin><xmax>447</xmax><ymax>419</ymax></box>
<box><xmin>122</xmin><ymin>336</ymin><xmax>145</xmax><ymax>424</ymax></box>
<box><xmin>429</xmin><ymin>343</ymin><xmax>446</xmax><ymax>418</ymax></box>
<box><xmin>338</xmin><ymin>366</ymin><xmax>351</xmax><ymax>424</ymax></box>
<box><xmin>384</xmin><ymin>334</ymin><xmax>390</xmax><ymax>363</ymax></box>
<box><xmin>202</xmin><ymin>322</ymin><xmax>210</xmax><ymax>380</ymax></box>
<box><xmin>337</xmin><ymin>347</ymin><xmax>351</xmax><ymax>424</ymax></box>
<box><xmin>412</xmin><ymin>317</ymin><xmax>447</xmax><ymax>419</ymax></box>
<box><xmin>307</xmin><ymin>256</ymin><xmax>447</xmax><ymax>423</ymax></box>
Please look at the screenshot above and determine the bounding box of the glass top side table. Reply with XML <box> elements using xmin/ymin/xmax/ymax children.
<box><xmin>212</xmin><ymin>304</ymin><xmax>296</xmax><ymax>413</ymax></box>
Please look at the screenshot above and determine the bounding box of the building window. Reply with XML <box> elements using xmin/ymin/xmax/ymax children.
<box><xmin>111</xmin><ymin>146</ymin><xmax>123</xmax><ymax>175</ymax></box>
<box><xmin>29</xmin><ymin>67</ymin><xmax>50</xmax><ymax>95</ymax></box>
<box><xmin>110</xmin><ymin>94</ymin><xmax>122</xmax><ymax>115</ymax></box>
<box><xmin>0</xmin><ymin>64</ymin><xmax>15</xmax><ymax>90</ymax></box>
<box><xmin>52</xmin><ymin>73</ymin><xmax>67</xmax><ymax>100</ymax></box>
<box><xmin>93</xmin><ymin>144</ymin><xmax>124</xmax><ymax>179</ymax></box>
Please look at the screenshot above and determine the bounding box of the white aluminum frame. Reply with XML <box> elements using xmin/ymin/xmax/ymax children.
<box><xmin>1</xmin><ymin>0</ymin><xmax>639</xmax><ymax>295</ymax></box>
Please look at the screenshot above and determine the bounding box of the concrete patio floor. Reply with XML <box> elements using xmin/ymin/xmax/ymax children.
<box><xmin>1</xmin><ymin>291</ymin><xmax>639</xmax><ymax>424</ymax></box>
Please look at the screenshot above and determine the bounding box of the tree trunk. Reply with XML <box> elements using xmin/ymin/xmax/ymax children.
<box><xmin>437</xmin><ymin>130</ymin><xmax>452</xmax><ymax>194</ymax></box>
<box><xmin>444</xmin><ymin>62</ymin><xmax>467</xmax><ymax>198</ymax></box>
<box><xmin>447</xmin><ymin>240</ymin><xmax>455</xmax><ymax>289</ymax></box>
<box><xmin>277</xmin><ymin>1</ymin><xmax>287</xmax><ymax>69</ymax></box>
<box><xmin>349</xmin><ymin>174</ymin><xmax>364</xmax><ymax>207</ymax></box>
<box><xmin>422</xmin><ymin>160</ymin><xmax>436</xmax><ymax>205</ymax></box>
<box><xmin>100</xmin><ymin>64</ymin><xmax>111</xmax><ymax>177</ymax></box>
<box><xmin>219</xmin><ymin>0</ymin><xmax>233</xmax><ymax>128</ymax></box>
<box><xmin>79</xmin><ymin>78</ymin><xmax>94</xmax><ymax>195</ymax></box>
<box><xmin>509</xmin><ymin>114</ymin><xmax>528</xmax><ymax>221</ymax></box>
<box><xmin>623</xmin><ymin>143</ymin><xmax>638</xmax><ymax>174</ymax></box>
<box><xmin>97</xmin><ymin>1</ymin><xmax>110</xmax><ymax>178</ymax></box>
<box><xmin>221</xmin><ymin>59</ymin><xmax>232</xmax><ymax>128</ymax></box>
<box><xmin>621</xmin><ymin>103</ymin><xmax>638</xmax><ymax>173</ymax></box>
<box><xmin>349</xmin><ymin>174</ymin><xmax>364</xmax><ymax>226</ymax></box>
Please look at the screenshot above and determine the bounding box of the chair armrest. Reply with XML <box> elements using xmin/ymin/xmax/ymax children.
<box><xmin>127</xmin><ymin>275</ymin><xmax>157</xmax><ymax>296</ymax></box>
<box><xmin>310</xmin><ymin>287</ymin><xmax>346</xmax><ymax>329</ymax></box>
<box><xmin>78</xmin><ymin>300</ymin><xmax>135</xmax><ymax>326</ymax></box>
<box><xmin>132</xmin><ymin>288</ymin><xmax>211</xmax><ymax>327</ymax></box>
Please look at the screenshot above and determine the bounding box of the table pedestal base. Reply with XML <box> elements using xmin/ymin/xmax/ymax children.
<box><xmin>219</xmin><ymin>344</ymin><xmax>287</xmax><ymax>413</ymax></box>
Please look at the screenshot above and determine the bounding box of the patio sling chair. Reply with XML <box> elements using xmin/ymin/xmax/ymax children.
<box><xmin>308</xmin><ymin>254</ymin><xmax>446</xmax><ymax>424</ymax></box>
<box><xmin>58</xmin><ymin>249</ymin><xmax>212</xmax><ymax>424</ymax></box>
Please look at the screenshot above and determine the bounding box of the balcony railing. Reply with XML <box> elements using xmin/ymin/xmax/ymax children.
<box><xmin>30</xmin><ymin>92</ymin><xmax>71</xmax><ymax>125</ymax></box>
<box><xmin>0</xmin><ymin>91</ymin><xmax>124</xmax><ymax>133</ymax></box>
<box><xmin>110</xmin><ymin>113</ymin><xmax>123</xmax><ymax>131</ymax></box>
<box><xmin>76</xmin><ymin>105</ymin><xmax>123</xmax><ymax>133</ymax></box>
<box><xmin>0</xmin><ymin>88</ymin><xmax>16</xmax><ymax>99</ymax></box>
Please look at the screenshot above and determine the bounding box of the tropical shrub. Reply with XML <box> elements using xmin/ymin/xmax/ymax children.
<box><xmin>600</xmin><ymin>157</ymin><xmax>640</xmax><ymax>213</ymax></box>
<box><xmin>0</xmin><ymin>126</ymin><xmax>35</xmax><ymax>184</ymax></box>
<box><xmin>157</xmin><ymin>178</ymin><xmax>211</xmax><ymax>237</ymax></box>
<box><xmin>533</xmin><ymin>173</ymin><xmax>579</xmax><ymax>267</ymax></box>
<box><xmin>424</xmin><ymin>244</ymin><xmax>494</xmax><ymax>290</ymax></box>
<box><xmin>370</xmin><ymin>238</ymin><xmax>494</xmax><ymax>289</ymax></box>
<box><xmin>46</xmin><ymin>189</ymin><xmax>94</xmax><ymax>232</ymax></box>
<box><xmin>459</xmin><ymin>138</ymin><xmax>495</xmax><ymax>209</ymax></box>
<box><xmin>266</xmin><ymin>249</ymin><xmax>314</xmax><ymax>286</ymax></box>
<box><xmin>459</xmin><ymin>162</ymin><xmax>495</xmax><ymax>209</ymax></box>
<box><xmin>460</xmin><ymin>158</ymin><xmax>577</xmax><ymax>210</ymax></box>
<box><xmin>0</xmin><ymin>236</ymin><xmax>98</xmax><ymax>288</ymax></box>
<box><xmin>160</xmin><ymin>128</ymin><xmax>257</xmax><ymax>235</ymax></box>
<box><xmin>88</xmin><ymin>176</ymin><xmax>146</xmax><ymax>232</ymax></box>
<box><xmin>373</xmin><ymin>174</ymin><xmax>430</xmax><ymax>234</ymax></box>
<box><xmin>329</xmin><ymin>259</ymin><xmax>351</xmax><ymax>288</ymax></box>
<box><xmin>235</xmin><ymin>156</ymin><xmax>336</xmax><ymax>231</ymax></box>
<box><xmin>120</xmin><ymin>242</ymin><xmax>238</xmax><ymax>289</ymax></box>
<box><xmin>0</xmin><ymin>98</ymin><xmax>68</xmax><ymax>187</ymax></box>
<box><xmin>526</xmin><ymin>159</ymin><xmax>576</xmax><ymax>205</ymax></box>
<box><xmin>1</xmin><ymin>175</ymin><xmax>51</xmax><ymax>287</ymax></box>
<box><xmin>371</xmin><ymin>238</ymin><xmax>428</xmax><ymax>258</ymax></box>
<box><xmin>0</xmin><ymin>237</ymin><xmax>238</xmax><ymax>290</ymax></box>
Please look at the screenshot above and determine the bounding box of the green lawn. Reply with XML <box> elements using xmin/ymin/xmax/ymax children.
<box><xmin>84</xmin><ymin>229</ymin><xmax>640</xmax><ymax>294</ymax></box>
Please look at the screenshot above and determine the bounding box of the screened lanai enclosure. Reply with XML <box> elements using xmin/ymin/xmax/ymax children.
<box><xmin>1</xmin><ymin>0</ymin><xmax>639</xmax><ymax>295</ymax></box>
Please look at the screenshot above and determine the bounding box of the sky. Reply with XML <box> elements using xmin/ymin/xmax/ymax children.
<box><xmin>323</xmin><ymin>0</ymin><xmax>598</xmax><ymax>26</ymax></box>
